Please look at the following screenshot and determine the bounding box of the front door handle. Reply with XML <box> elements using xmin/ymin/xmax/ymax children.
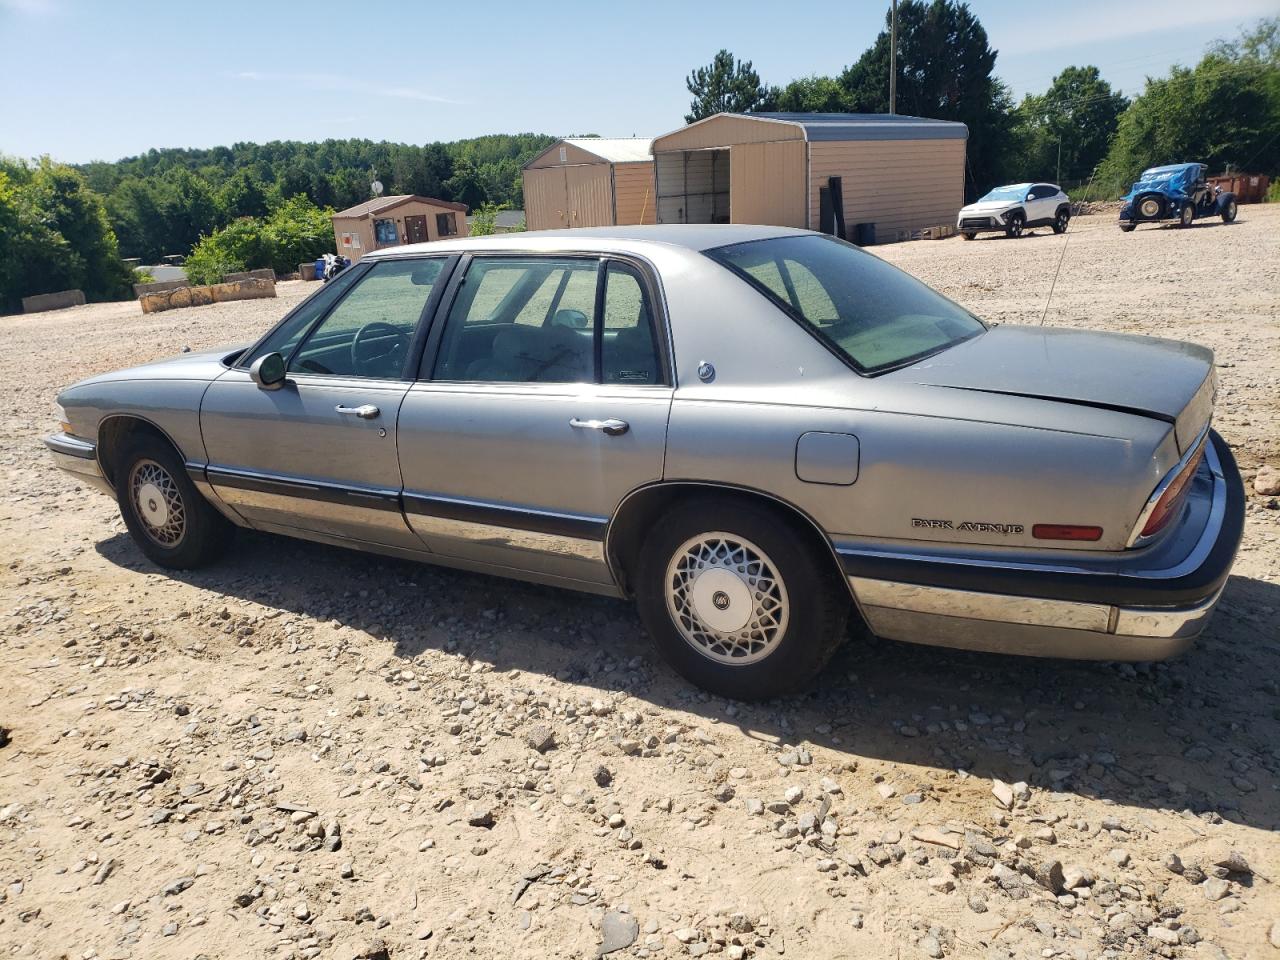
<box><xmin>335</xmin><ymin>403</ymin><xmax>380</xmax><ymax>420</ymax></box>
<box><xmin>569</xmin><ymin>417</ymin><xmax>629</xmax><ymax>436</ymax></box>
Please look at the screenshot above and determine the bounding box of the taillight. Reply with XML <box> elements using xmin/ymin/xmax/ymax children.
<box><xmin>1033</xmin><ymin>524</ymin><xmax>1103</xmax><ymax>541</ymax></box>
<box><xmin>1138</xmin><ymin>444</ymin><xmax>1206</xmax><ymax>539</ymax></box>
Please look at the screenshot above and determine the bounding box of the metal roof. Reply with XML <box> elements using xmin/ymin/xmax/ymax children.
<box><xmin>558</xmin><ymin>137</ymin><xmax>654</xmax><ymax>163</ymax></box>
<box><xmin>333</xmin><ymin>194</ymin><xmax>467</xmax><ymax>219</ymax></box>
<box><xmin>665</xmin><ymin>112</ymin><xmax>968</xmax><ymax>143</ymax></box>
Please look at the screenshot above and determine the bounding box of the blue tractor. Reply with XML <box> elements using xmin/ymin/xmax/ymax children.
<box><xmin>1119</xmin><ymin>163</ymin><xmax>1238</xmax><ymax>232</ymax></box>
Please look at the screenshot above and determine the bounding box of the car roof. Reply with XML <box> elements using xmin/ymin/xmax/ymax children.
<box><xmin>1141</xmin><ymin>163</ymin><xmax>1204</xmax><ymax>175</ymax></box>
<box><xmin>362</xmin><ymin>223</ymin><xmax>814</xmax><ymax>260</ymax></box>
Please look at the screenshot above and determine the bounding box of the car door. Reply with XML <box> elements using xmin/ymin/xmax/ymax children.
<box><xmin>200</xmin><ymin>256</ymin><xmax>455</xmax><ymax>550</ymax></box>
<box><xmin>397</xmin><ymin>254</ymin><xmax>672</xmax><ymax>586</ymax></box>
<box><xmin>1029</xmin><ymin>185</ymin><xmax>1056</xmax><ymax>222</ymax></box>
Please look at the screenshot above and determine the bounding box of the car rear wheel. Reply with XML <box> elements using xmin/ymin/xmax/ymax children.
<box><xmin>1052</xmin><ymin>208</ymin><xmax>1070</xmax><ymax>234</ymax></box>
<box><xmin>1004</xmin><ymin>212</ymin><xmax>1025</xmax><ymax>238</ymax></box>
<box><xmin>1221</xmin><ymin>199</ymin><xmax>1237</xmax><ymax>223</ymax></box>
<box><xmin>1178</xmin><ymin>205</ymin><xmax>1195</xmax><ymax>227</ymax></box>
<box><xmin>635</xmin><ymin>498</ymin><xmax>847</xmax><ymax>699</ymax></box>
<box><xmin>1137</xmin><ymin>195</ymin><xmax>1164</xmax><ymax>219</ymax></box>
<box><xmin>116</xmin><ymin>436</ymin><xmax>233</xmax><ymax>569</ymax></box>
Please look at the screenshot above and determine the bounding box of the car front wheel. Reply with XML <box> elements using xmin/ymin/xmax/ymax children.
<box><xmin>961</xmin><ymin>231</ymin><xmax>975</xmax><ymax>241</ymax></box>
<box><xmin>116</xmin><ymin>436</ymin><xmax>233</xmax><ymax>569</ymax></box>
<box><xmin>635</xmin><ymin>498</ymin><xmax>848</xmax><ymax>699</ymax></box>
<box><xmin>1221</xmin><ymin>199</ymin><xmax>1237</xmax><ymax>223</ymax></box>
<box><xmin>1004</xmin><ymin>212</ymin><xmax>1025</xmax><ymax>238</ymax></box>
<box><xmin>1179</xmin><ymin>205</ymin><xmax>1195</xmax><ymax>227</ymax></box>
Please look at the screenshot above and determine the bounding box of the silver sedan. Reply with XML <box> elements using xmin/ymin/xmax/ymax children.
<box><xmin>46</xmin><ymin>226</ymin><xmax>1245</xmax><ymax>699</ymax></box>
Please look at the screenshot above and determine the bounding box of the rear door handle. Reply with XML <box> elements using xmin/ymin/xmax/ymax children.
<box><xmin>569</xmin><ymin>417</ymin><xmax>629</xmax><ymax>436</ymax></box>
<box><xmin>335</xmin><ymin>404</ymin><xmax>380</xmax><ymax>420</ymax></box>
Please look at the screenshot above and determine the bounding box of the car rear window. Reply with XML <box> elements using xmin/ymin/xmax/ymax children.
<box><xmin>707</xmin><ymin>235</ymin><xmax>986</xmax><ymax>374</ymax></box>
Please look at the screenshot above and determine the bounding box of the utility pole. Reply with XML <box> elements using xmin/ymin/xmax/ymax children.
<box><xmin>1056</xmin><ymin>139</ymin><xmax>1061</xmax><ymax>185</ymax></box>
<box><xmin>889</xmin><ymin>0</ymin><xmax>897</xmax><ymax>114</ymax></box>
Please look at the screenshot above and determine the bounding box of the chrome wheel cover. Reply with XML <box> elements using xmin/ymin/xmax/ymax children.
<box><xmin>1139</xmin><ymin>198</ymin><xmax>1161</xmax><ymax>218</ymax></box>
<box><xmin>664</xmin><ymin>532</ymin><xmax>789</xmax><ymax>665</ymax></box>
<box><xmin>130</xmin><ymin>459</ymin><xmax>186</xmax><ymax>547</ymax></box>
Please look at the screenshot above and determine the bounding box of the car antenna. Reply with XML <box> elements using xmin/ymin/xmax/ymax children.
<box><xmin>1040</xmin><ymin>170</ymin><xmax>1097</xmax><ymax>326</ymax></box>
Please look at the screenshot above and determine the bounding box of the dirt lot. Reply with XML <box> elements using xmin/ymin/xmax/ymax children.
<box><xmin>1</xmin><ymin>209</ymin><xmax>1278</xmax><ymax>960</ymax></box>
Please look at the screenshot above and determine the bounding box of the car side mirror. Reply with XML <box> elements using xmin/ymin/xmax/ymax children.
<box><xmin>1026</xmin><ymin>193</ymin><xmax>1034</xmax><ymax>201</ymax></box>
<box><xmin>249</xmin><ymin>352</ymin><xmax>287</xmax><ymax>390</ymax></box>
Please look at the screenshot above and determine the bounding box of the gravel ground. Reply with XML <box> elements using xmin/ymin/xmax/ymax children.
<box><xmin>1</xmin><ymin>210</ymin><xmax>1278</xmax><ymax>960</ymax></box>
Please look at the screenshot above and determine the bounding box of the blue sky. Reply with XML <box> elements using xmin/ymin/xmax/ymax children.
<box><xmin>1</xmin><ymin>0</ymin><xmax>1273</xmax><ymax>163</ymax></box>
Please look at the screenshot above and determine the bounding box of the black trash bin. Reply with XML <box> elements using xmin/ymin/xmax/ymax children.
<box><xmin>853</xmin><ymin>222</ymin><xmax>876</xmax><ymax>247</ymax></box>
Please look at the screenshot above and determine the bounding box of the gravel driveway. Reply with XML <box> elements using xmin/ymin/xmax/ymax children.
<box><xmin>1</xmin><ymin>209</ymin><xmax>1277</xmax><ymax>960</ymax></box>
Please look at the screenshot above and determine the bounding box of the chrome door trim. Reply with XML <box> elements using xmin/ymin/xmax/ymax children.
<box><xmin>402</xmin><ymin>491</ymin><xmax>607</xmax><ymax>541</ymax></box>
<box><xmin>205</xmin><ymin>465</ymin><xmax>403</xmax><ymax>512</ymax></box>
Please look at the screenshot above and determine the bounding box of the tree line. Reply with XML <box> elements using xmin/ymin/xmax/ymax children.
<box><xmin>81</xmin><ymin>133</ymin><xmax>556</xmax><ymax>264</ymax></box>
<box><xmin>685</xmin><ymin>5</ymin><xmax>1279</xmax><ymax>200</ymax></box>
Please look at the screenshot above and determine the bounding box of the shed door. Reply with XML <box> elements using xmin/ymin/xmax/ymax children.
<box><xmin>404</xmin><ymin>215</ymin><xmax>428</xmax><ymax>244</ymax></box>
<box><xmin>564</xmin><ymin>164</ymin><xmax>615</xmax><ymax>228</ymax></box>
<box><xmin>730</xmin><ymin>141</ymin><xmax>807</xmax><ymax>228</ymax></box>
<box><xmin>525</xmin><ymin>167</ymin><xmax>571</xmax><ymax>230</ymax></box>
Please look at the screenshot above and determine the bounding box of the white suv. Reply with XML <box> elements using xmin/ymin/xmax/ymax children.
<box><xmin>958</xmin><ymin>183</ymin><xmax>1071</xmax><ymax>239</ymax></box>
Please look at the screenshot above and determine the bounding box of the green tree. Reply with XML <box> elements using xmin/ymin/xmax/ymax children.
<box><xmin>839</xmin><ymin>0</ymin><xmax>1014</xmax><ymax>195</ymax></box>
<box><xmin>27</xmin><ymin>159</ymin><xmax>133</xmax><ymax>301</ymax></box>
<box><xmin>1010</xmin><ymin>66</ymin><xmax>1128</xmax><ymax>183</ymax></box>
<box><xmin>685</xmin><ymin>50</ymin><xmax>772</xmax><ymax>122</ymax></box>
<box><xmin>217</xmin><ymin>169</ymin><xmax>269</xmax><ymax>222</ymax></box>
<box><xmin>1097</xmin><ymin>23</ymin><xmax>1280</xmax><ymax>195</ymax></box>
<box><xmin>769</xmin><ymin>75</ymin><xmax>853</xmax><ymax>113</ymax></box>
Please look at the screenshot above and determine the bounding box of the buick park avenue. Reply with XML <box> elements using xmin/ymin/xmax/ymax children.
<box><xmin>46</xmin><ymin>226</ymin><xmax>1244</xmax><ymax>699</ymax></box>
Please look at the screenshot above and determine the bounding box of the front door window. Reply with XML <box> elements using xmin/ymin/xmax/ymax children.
<box><xmin>291</xmin><ymin>258</ymin><xmax>444</xmax><ymax>379</ymax></box>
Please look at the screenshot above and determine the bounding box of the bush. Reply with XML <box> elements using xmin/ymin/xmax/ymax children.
<box><xmin>468</xmin><ymin>201</ymin><xmax>509</xmax><ymax>237</ymax></box>
<box><xmin>183</xmin><ymin>196</ymin><xmax>336</xmax><ymax>283</ymax></box>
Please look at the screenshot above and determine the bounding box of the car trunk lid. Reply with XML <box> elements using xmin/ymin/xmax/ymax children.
<box><xmin>897</xmin><ymin>325</ymin><xmax>1215</xmax><ymax>454</ymax></box>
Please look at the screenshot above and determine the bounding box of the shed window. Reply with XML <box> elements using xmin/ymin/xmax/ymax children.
<box><xmin>374</xmin><ymin>219</ymin><xmax>398</xmax><ymax>245</ymax></box>
<box><xmin>436</xmin><ymin>212</ymin><xmax>458</xmax><ymax>237</ymax></box>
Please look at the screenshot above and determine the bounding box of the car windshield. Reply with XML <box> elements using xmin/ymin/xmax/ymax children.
<box><xmin>707</xmin><ymin>235</ymin><xmax>986</xmax><ymax>374</ymax></box>
<box><xmin>978</xmin><ymin>185</ymin><xmax>1028</xmax><ymax>202</ymax></box>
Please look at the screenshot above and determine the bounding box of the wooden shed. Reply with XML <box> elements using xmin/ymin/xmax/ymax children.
<box><xmin>650</xmin><ymin>113</ymin><xmax>968</xmax><ymax>242</ymax></box>
<box><xmin>331</xmin><ymin>195</ymin><xmax>469</xmax><ymax>262</ymax></box>
<box><xmin>523</xmin><ymin>138</ymin><xmax>656</xmax><ymax>231</ymax></box>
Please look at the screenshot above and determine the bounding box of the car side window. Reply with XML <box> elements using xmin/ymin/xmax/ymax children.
<box><xmin>240</xmin><ymin>265</ymin><xmax>365</xmax><ymax>368</ymax></box>
<box><xmin>433</xmin><ymin>258</ymin><xmax>598</xmax><ymax>383</ymax></box>
<box><xmin>602</xmin><ymin>263</ymin><xmax>662</xmax><ymax>385</ymax></box>
<box><xmin>289</xmin><ymin>259</ymin><xmax>443</xmax><ymax>379</ymax></box>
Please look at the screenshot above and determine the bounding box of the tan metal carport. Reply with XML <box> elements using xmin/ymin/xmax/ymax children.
<box><xmin>522</xmin><ymin>138</ymin><xmax>655</xmax><ymax>231</ymax></box>
<box><xmin>650</xmin><ymin>113</ymin><xmax>968</xmax><ymax>242</ymax></box>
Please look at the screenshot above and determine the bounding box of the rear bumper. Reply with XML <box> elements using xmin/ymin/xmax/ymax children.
<box><xmin>841</xmin><ymin>431</ymin><xmax>1244</xmax><ymax>661</ymax></box>
<box><xmin>44</xmin><ymin>433</ymin><xmax>115</xmax><ymax>497</ymax></box>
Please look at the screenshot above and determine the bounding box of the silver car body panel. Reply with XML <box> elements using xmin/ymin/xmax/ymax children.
<box><xmin>46</xmin><ymin>224</ymin><xmax>1244</xmax><ymax>663</ymax></box>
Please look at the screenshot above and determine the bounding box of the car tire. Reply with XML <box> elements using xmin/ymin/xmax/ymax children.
<box><xmin>1220</xmin><ymin>199</ymin><xmax>1237</xmax><ymax>223</ymax></box>
<box><xmin>1119</xmin><ymin>223</ymin><xmax>1136</xmax><ymax>232</ymax></box>
<box><xmin>1178</xmin><ymin>205</ymin><xmax>1195</xmax><ymax>227</ymax></box>
<box><xmin>116</xmin><ymin>435</ymin><xmax>233</xmax><ymax>569</ymax></box>
<box><xmin>1137</xmin><ymin>195</ymin><xmax>1164</xmax><ymax>219</ymax></box>
<box><xmin>634</xmin><ymin>498</ymin><xmax>848</xmax><ymax>700</ymax></box>
<box><xmin>961</xmin><ymin>231</ymin><xmax>975</xmax><ymax>241</ymax></box>
<box><xmin>1052</xmin><ymin>208</ymin><xmax>1070</xmax><ymax>234</ymax></box>
<box><xmin>1004</xmin><ymin>212</ymin><xmax>1025</xmax><ymax>238</ymax></box>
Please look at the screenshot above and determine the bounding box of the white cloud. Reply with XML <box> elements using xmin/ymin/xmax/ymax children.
<box><xmin>0</xmin><ymin>0</ymin><xmax>60</xmax><ymax>14</ymax></box>
<box><xmin>993</xmin><ymin>0</ymin><xmax>1276</xmax><ymax>53</ymax></box>
<box><xmin>230</xmin><ymin>70</ymin><xmax>462</xmax><ymax>105</ymax></box>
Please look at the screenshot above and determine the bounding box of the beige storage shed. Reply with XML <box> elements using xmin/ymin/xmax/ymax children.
<box><xmin>332</xmin><ymin>195</ymin><xmax>469</xmax><ymax>262</ymax></box>
<box><xmin>523</xmin><ymin>138</ymin><xmax>656</xmax><ymax>231</ymax></box>
<box><xmin>650</xmin><ymin>113</ymin><xmax>968</xmax><ymax>241</ymax></box>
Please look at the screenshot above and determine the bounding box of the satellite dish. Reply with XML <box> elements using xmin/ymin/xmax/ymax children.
<box><xmin>370</xmin><ymin>180</ymin><xmax>384</xmax><ymax>196</ymax></box>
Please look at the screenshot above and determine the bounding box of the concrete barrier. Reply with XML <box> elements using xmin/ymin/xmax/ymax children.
<box><xmin>224</xmin><ymin>268</ymin><xmax>276</xmax><ymax>283</ymax></box>
<box><xmin>140</xmin><ymin>278</ymin><xmax>276</xmax><ymax>314</ymax></box>
<box><xmin>23</xmin><ymin>289</ymin><xmax>86</xmax><ymax>313</ymax></box>
<box><xmin>133</xmin><ymin>278</ymin><xmax>190</xmax><ymax>299</ymax></box>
